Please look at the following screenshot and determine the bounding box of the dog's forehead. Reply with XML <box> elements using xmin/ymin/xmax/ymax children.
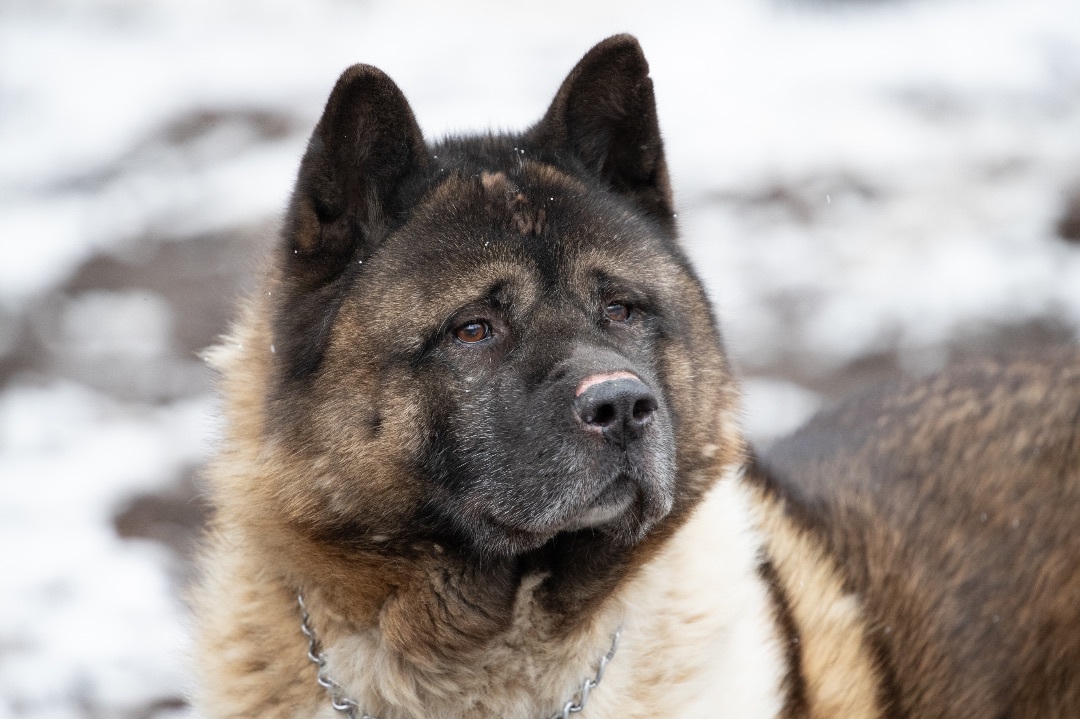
<box><xmin>422</xmin><ymin>161</ymin><xmax>584</xmax><ymax>233</ymax></box>
<box><xmin>350</xmin><ymin>161</ymin><xmax>685</xmax><ymax>348</ymax></box>
<box><xmin>399</xmin><ymin>161</ymin><xmax>677</xmax><ymax>279</ymax></box>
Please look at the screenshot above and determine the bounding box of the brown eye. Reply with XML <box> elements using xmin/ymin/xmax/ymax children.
<box><xmin>453</xmin><ymin>320</ymin><xmax>491</xmax><ymax>344</ymax></box>
<box><xmin>604</xmin><ymin>302</ymin><xmax>631</xmax><ymax>323</ymax></box>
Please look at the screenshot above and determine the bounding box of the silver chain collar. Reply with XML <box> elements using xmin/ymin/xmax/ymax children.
<box><xmin>298</xmin><ymin>591</ymin><xmax>621</xmax><ymax>719</ymax></box>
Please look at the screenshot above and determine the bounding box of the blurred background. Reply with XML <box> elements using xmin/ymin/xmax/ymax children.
<box><xmin>2</xmin><ymin>0</ymin><xmax>1078</xmax><ymax>716</ymax></box>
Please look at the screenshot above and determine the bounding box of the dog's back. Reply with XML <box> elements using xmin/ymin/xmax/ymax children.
<box><xmin>757</xmin><ymin>351</ymin><xmax>1080</xmax><ymax>718</ymax></box>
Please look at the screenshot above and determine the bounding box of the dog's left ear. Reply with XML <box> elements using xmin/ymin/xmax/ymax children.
<box><xmin>533</xmin><ymin>34</ymin><xmax>674</xmax><ymax>228</ymax></box>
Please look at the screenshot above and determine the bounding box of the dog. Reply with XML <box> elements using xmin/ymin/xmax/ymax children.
<box><xmin>193</xmin><ymin>34</ymin><xmax>1080</xmax><ymax>718</ymax></box>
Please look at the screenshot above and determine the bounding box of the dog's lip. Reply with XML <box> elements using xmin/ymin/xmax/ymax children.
<box><xmin>490</xmin><ymin>474</ymin><xmax>639</xmax><ymax>538</ymax></box>
<box><xmin>484</xmin><ymin>513</ymin><xmax>553</xmax><ymax>544</ymax></box>
<box><xmin>558</xmin><ymin>479</ymin><xmax>637</xmax><ymax>531</ymax></box>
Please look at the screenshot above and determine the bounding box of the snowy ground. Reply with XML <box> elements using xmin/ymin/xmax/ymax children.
<box><xmin>2</xmin><ymin>0</ymin><xmax>1079</xmax><ymax>716</ymax></box>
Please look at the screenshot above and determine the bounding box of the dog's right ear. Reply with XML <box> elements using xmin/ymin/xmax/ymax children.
<box><xmin>282</xmin><ymin>64</ymin><xmax>428</xmax><ymax>291</ymax></box>
<box><xmin>274</xmin><ymin>66</ymin><xmax>427</xmax><ymax>380</ymax></box>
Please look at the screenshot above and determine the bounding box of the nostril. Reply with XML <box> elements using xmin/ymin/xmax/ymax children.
<box><xmin>632</xmin><ymin>396</ymin><xmax>657</xmax><ymax>422</ymax></box>
<box><xmin>589</xmin><ymin>402</ymin><xmax>617</xmax><ymax>427</ymax></box>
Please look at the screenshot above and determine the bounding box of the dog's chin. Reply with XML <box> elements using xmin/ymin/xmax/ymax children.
<box><xmin>580</xmin><ymin>476</ymin><xmax>675</xmax><ymax>547</ymax></box>
<box><xmin>479</xmin><ymin>474</ymin><xmax>674</xmax><ymax>557</ymax></box>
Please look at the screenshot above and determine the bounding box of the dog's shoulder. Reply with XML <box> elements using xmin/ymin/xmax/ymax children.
<box><xmin>756</xmin><ymin>350</ymin><xmax>1080</xmax><ymax>718</ymax></box>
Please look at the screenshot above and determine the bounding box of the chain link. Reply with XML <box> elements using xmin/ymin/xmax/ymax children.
<box><xmin>298</xmin><ymin>590</ymin><xmax>621</xmax><ymax>719</ymax></box>
<box><xmin>299</xmin><ymin>591</ymin><xmax>375</xmax><ymax>719</ymax></box>
<box><xmin>546</xmin><ymin>626</ymin><xmax>620</xmax><ymax>719</ymax></box>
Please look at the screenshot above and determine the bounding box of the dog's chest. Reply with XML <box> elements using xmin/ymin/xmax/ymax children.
<box><xmin>589</xmin><ymin>476</ymin><xmax>787</xmax><ymax>718</ymax></box>
<box><xmin>315</xmin><ymin>477</ymin><xmax>787</xmax><ymax>719</ymax></box>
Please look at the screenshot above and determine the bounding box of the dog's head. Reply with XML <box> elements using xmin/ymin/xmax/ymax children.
<box><xmin>254</xmin><ymin>35</ymin><xmax>741</xmax><ymax>564</ymax></box>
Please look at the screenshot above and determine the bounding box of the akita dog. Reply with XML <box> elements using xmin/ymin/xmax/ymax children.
<box><xmin>194</xmin><ymin>35</ymin><xmax>1080</xmax><ymax>718</ymax></box>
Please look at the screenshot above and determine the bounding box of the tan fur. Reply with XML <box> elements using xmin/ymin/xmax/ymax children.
<box><xmin>195</xmin><ymin>421</ymin><xmax>793</xmax><ymax>718</ymax></box>
<box><xmin>194</xmin><ymin>299</ymin><xmax>852</xmax><ymax>718</ymax></box>
<box><xmin>748</xmin><ymin>481</ymin><xmax>884</xmax><ymax>719</ymax></box>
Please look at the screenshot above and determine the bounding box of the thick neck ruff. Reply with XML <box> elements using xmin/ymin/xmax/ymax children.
<box><xmin>298</xmin><ymin>590</ymin><xmax>622</xmax><ymax>719</ymax></box>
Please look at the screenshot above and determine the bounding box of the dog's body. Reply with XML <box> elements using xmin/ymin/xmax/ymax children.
<box><xmin>194</xmin><ymin>36</ymin><xmax>1080</xmax><ymax>718</ymax></box>
<box><xmin>756</xmin><ymin>353</ymin><xmax>1080</xmax><ymax>717</ymax></box>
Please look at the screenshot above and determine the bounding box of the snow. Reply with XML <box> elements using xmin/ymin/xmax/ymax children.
<box><xmin>740</xmin><ymin>377</ymin><xmax>824</xmax><ymax>448</ymax></box>
<box><xmin>2</xmin><ymin>0</ymin><xmax>1079</xmax><ymax>715</ymax></box>
<box><xmin>1</xmin><ymin>383</ymin><xmax>212</xmax><ymax>717</ymax></box>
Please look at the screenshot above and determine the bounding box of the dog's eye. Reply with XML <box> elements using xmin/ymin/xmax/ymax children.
<box><xmin>604</xmin><ymin>302</ymin><xmax>632</xmax><ymax>323</ymax></box>
<box><xmin>453</xmin><ymin>320</ymin><xmax>491</xmax><ymax>344</ymax></box>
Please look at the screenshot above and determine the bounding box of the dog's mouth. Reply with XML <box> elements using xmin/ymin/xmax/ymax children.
<box><xmin>448</xmin><ymin>399</ymin><xmax>679</xmax><ymax>558</ymax></box>
<box><xmin>554</xmin><ymin>474</ymin><xmax>638</xmax><ymax>532</ymax></box>
<box><xmin>479</xmin><ymin>467</ymin><xmax>672</xmax><ymax>556</ymax></box>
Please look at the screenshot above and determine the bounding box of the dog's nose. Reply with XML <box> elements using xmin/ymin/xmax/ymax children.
<box><xmin>574</xmin><ymin>375</ymin><xmax>657</xmax><ymax>447</ymax></box>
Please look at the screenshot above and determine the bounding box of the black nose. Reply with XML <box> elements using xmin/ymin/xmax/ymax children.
<box><xmin>575</xmin><ymin>378</ymin><xmax>658</xmax><ymax>447</ymax></box>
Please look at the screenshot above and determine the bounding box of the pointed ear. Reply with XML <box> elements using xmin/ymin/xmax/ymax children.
<box><xmin>534</xmin><ymin>35</ymin><xmax>674</xmax><ymax>227</ymax></box>
<box><xmin>274</xmin><ymin>65</ymin><xmax>427</xmax><ymax>380</ymax></box>
<box><xmin>282</xmin><ymin>64</ymin><xmax>428</xmax><ymax>289</ymax></box>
